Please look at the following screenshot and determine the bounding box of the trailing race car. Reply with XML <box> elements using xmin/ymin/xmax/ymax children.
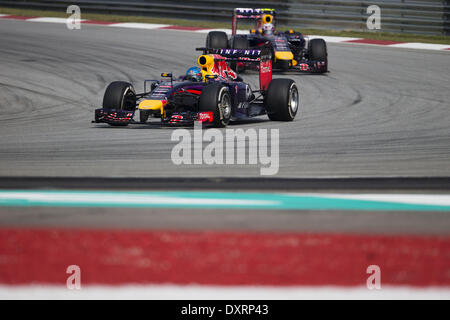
<box><xmin>205</xmin><ymin>8</ymin><xmax>328</xmax><ymax>73</ymax></box>
<box><xmin>93</xmin><ymin>46</ymin><xmax>299</xmax><ymax>127</ymax></box>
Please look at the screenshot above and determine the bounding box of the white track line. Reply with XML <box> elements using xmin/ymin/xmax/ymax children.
<box><xmin>388</xmin><ymin>42</ymin><xmax>450</xmax><ymax>50</ymax></box>
<box><xmin>26</xmin><ymin>17</ymin><xmax>78</xmax><ymax>23</ymax></box>
<box><xmin>1</xmin><ymin>285</ymin><xmax>449</xmax><ymax>300</ymax></box>
<box><xmin>306</xmin><ymin>35</ymin><xmax>360</xmax><ymax>42</ymax></box>
<box><xmin>109</xmin><ymin>23</ymin><xmax>170</xmax><ymax>29</ymax></box>
<box><xmin>196</xmin><ymin>29</ymin><xmax>250</xmax><ymax>35</ymax></box>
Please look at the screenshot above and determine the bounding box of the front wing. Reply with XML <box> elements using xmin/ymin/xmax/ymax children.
<box><xmin>94</xmin><ymin>109</ymin><xmax>135</xmax><ymax>125</ymax></box>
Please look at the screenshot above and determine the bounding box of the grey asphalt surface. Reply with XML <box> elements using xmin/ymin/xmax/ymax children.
<box><xmin>0</xmin><ymin>19</ymin><xmax>449</xmax><ymax>235</ymax></box>
<box><xmin>0</xmin><ymin>206</ymin><xmax>449</xmax><ymax>235</ymax></box>
<box><xmin>1</xmin><ymin>19</ymin><xmax>449</xmax><ymax>178</ymax></box>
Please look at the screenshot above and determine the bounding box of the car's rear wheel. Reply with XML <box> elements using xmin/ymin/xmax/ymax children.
<box><xmin>199</xmin><ymin>83</ymin><xmax>232</xmax><ymax>127</ymax></box>
<box><xmin>206</xmin><ymin>31</ymin><xmax>228</xmax><ymax>49</ymax></box>
<box><xmin>231</xmin><ymin>36</ymin><xmax>248</xmax><ymax>49</ymax></box>
<box><xmin>265</xmin><ymin>79</ymin><xmax>299</xmax><ymax>121</ymax></box>
<box><xmin>102</xmin><ymin>81</ymin><xmax>136</xmax><ymax>126</ymax></box>
<box><xmin>230</xmin><ymin>36</ymin><xmax>248</xmax><ymax>73</ymax></box>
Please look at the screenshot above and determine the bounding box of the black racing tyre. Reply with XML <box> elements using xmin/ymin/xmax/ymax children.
<box><xmin>308</xmin><ymin>38</ymin><xmax>328</xmax><ymax>71</ymax></box>
<box><xmin>308</xmin><ymin>39</ymin><xmax>327</xmax><ymax>60</ymax></box>
<box><xmin>102</xmin><ymin>81</ymin><xmax>136</xmax><ymax>111</ymax></box>
<box><xmin>199</xmin><ymin>83</ymin><xmax>232</xmax><ymax>127</ymax></box>
<box><xmin>231</xmin><ymin>36</ymin><xmax>248</xmax><ymax>49</ymax></box>
<box><xmin>277</xmin><ymin>60</ymin><xmax>290</xmax><ymax>71</ymax></box>
<box><xmin>140</xmin><ymin>110</ymin><xmax>150</xmax><ymax>123</ymax></box>
<box><xmin>206</xmin><ymin>31</ymin><xmax>228</xmax><ymax>49</ymax></box>
<box><xmin>230</xmin><ymin>36</ymin><xmax>249</xmax><ymax>72</ymax></box>
<box><xmin>102</xmin><ymin>81</ymin><xmax>136</xmax><ymax>126</ymax></box>
<box><xmin>265</xmin><ymin>79</ymin><xmax>299</xmax><ymax>121</ymax></box>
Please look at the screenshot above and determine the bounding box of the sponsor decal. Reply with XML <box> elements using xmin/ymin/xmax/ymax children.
<box><xmin>219</xmin><ymin>49</ymin><xmax>260</xmax><ymax>57</ymax></box>
<box><xmin>300</xmin><ymin>63</ymin><xmax>310</xmax><ymax>71</ymax></box>
<box><xmin>211</xmin><ymin>59</ymin><xmax>238</xmax><ymax>80</ymax></box>
<box><xmin>259</xmin><ymin>59</ymin><xmax>272</xmax><ymax>91</ymax></box>
<box><xmin>198</xmin><ymin>112</ymin><xmax>213</xmax><ymax>123</ymax></box>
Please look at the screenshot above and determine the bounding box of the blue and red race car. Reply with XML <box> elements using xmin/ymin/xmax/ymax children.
<box><xmin>205</xmin><ymin>8</ymin><xmax>328</xmax><ymax>73</ymax></box>
<box><xmin>93</xmin><ymin>46</ymin><xmax>299</xmax><ymax>128</ymax></box>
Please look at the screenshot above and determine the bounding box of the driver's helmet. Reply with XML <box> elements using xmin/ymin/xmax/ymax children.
<box><xmin>262</xmin><ymin>23</ymin><xmax>274</xmax><ymax>35</ymax></box>
<box><xmin>185</xmin><ymin>66</ymin><xmax>203</xmax><ymax>82</ymax></box>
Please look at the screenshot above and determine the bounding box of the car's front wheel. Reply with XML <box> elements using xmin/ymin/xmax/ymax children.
<box><xmin>102</xmin><ymin>81</ymin><xmax>136</xmax><ymax>111</ymax></box>
<box><xmin>102</xmin><ymin>81</ymin><xmax>136</xmax><ymax>126</ymax></box>
<box><xmin>277</xmin><ymin>60</ymin><xmax>290</xmax><ymax>71</ymax></box>
<box><xmin>199</xmin><ymin>83</ymin><xmax>232</xmax><ymax>127</ymax></box>
<box><xmin>140</xmin><ymin>110</ymin><xmax>150</xmax><ymax>123</ymax></box>
<box><xmin>308</xmin><ymin>38</ymin><xmax>328</xmax><ymax>72</ymax></box>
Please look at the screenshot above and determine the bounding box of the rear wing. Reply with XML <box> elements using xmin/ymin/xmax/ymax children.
<box><xmin>196</xmin><ymin>47</ymin><xmax>273</xmax><ymax>91</ymax></box>
<box><xmin>232</xmin><ymin>8</ymin><xmax>276</xmax><ymax>35</ymax></box>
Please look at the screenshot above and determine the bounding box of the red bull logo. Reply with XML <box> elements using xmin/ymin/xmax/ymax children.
<box><xmin>210</xmin><ymin>55</ymin><xmax>238</xmax><ymax>80</ymax></box>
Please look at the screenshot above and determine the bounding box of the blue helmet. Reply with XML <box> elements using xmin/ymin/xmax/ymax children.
<box><xmin>186</xmin><ymin>66</ymin><xmax>203</xmax><ymax>82</ymax></box>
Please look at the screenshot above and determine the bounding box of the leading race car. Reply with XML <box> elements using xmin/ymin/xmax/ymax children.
<box><xmin>93</xmin><ymin>46</ymin><xmax>299</xmax><ymax>128</ymax></box>
<box><xmin>205</xmin><ymin>8</ymin><xmax>328</xmax><ymax>73</ymax></box>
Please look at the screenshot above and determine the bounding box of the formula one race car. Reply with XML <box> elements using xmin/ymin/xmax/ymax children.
<box><xmin>93</xmin><ymin>46</ymin><xmax>299</xmax><ymax>127</ymax></box>
<box><xmin>205</xmin><ymin>8</ymin><xmax>327</xmax><ymax>73</ymax></box>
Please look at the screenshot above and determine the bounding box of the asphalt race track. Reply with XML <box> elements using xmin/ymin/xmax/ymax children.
<box><xmin>0</xmin><ymin>17</ymin><xmax>449</xmax><ymax>234</ymax></box>
<box><xmin>0</xmin><ymin>18</ymin><xmax>449</xmax><ymax>236</ymax></box>
<box><xmin>1</xmin><ymin>19</ymin><xmax>449</xmax><ymax>178</ymax></box>
<box><xmin>0</xmin><ymin>18</ymin><xmax>450</xmax><ymax>299</ymax></box>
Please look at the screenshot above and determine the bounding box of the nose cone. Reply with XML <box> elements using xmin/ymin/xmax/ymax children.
<box><xmin>138</xmin><ymin>100</ymin><xmax>163</xmax><ymax>112</ymax></box>
<box><xmin>274</xmin><ymin>51</ymin><xmax>294</xmax><ymax>61</ymax></box>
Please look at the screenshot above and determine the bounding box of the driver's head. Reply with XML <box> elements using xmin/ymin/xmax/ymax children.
<box><xmin>185</xmin><ymin>66</ymin><xmax>203</xmax><ymax>82</ymax></box>
<box><xmin>262</xmin><ymin>23</ymin><xmax>274</xmax><ymax>35</ymax></box>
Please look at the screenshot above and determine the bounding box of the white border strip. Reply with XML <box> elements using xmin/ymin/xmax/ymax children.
<box><xmin>26</xmin><ymin>17</ymin><xmax>81</xmax><ymax>24</ymax></box>
<box><xmin>307</xmin><ymin>35</ymin><xmax>361</xmax><ymax>42</ymax></box>
<box><xmin>1</xmin><ymin>285</ymin><xmax>449</xmax><ymax>300</ymax></box>
<box><xmin>109</xmin><ymin>23</ymin><xmax>170</xmax><ymax>29</ymax></box>
<box><xmin>388</xmin><ymin>42</ymin><xmax>450</xmax><ymax>50</ymax></box>
<box><xmin>196</xmin><ymin>28</ymin><xmax>249</xmax><ymax>35</ymax></box>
